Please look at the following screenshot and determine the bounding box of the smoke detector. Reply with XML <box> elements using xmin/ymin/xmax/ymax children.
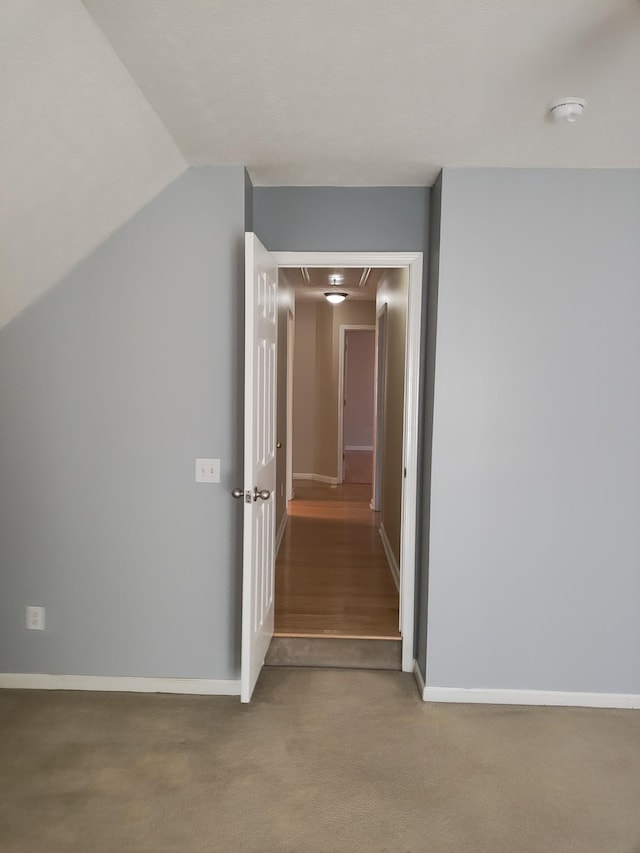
<box><xmin>548</xmin><ymin>98</ymin><xmax>587</xmax><ymax>123</ymax></box>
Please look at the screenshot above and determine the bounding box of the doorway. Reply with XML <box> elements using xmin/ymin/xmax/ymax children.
<box><xmin>339</xmin><ymin>326</ymin><xmax>376</xmax><ymax>485</ymax></box>
<box><xmin>270</xmin><ymin>252</ymin><xmax>423</xmax><ymax>672</ymax></box>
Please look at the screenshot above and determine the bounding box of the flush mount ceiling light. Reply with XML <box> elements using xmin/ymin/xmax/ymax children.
<box><xmin>324</xmin><ymin>274</ymin><xmax>348</xmax><ymax>304</ymax></box>
<box><xmin>548</xmin><ymin>97</ymin><xmax>587</xmax><ymax>123</ymax></box>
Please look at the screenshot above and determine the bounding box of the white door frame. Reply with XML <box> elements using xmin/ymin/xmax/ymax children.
<box><xmin>272</xmin><ymin>251</ymin><xmax>423</xmax><ymax>673</ymax></box>
<box><xmin>337</xmin><ymin>324</ymin><xmax>375</xmax><ymax>485</ymax></box>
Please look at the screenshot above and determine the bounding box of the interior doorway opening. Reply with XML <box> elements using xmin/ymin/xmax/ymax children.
<box><xmin>269</xmin><ymin>253</ymin><xmax>423</xmax><ymax>671</ymax></box>
<box><xmin>340</xmin><ymin>326</ymin><xmax>376</xmax><ymax>486</ymax></box>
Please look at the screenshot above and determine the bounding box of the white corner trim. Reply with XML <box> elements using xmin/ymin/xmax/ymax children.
<box><xmin>379</xmin><ymin>524</ymin><xmax>400</xmax><ymax>591</ymax></box>
<box><xmin>422</xmin><ymin>686</ymin><xmax>640</xmax><ymax>710</ymax></box>
<box><xmin>314</xmin><ymin>474</ymin><xmax>339</xmax><ymax>485</ymax></box>
<box><xmin>0</xmin><ymin>674</ymin><xmax>241</xmax><ymax>696</ymax></box>
<box><xmin>292</xmin><ymin>473</ymin><xmax>339</xmax><ymax>485</ymax></box>
<box><xmin>275</xmin><ymin>511</ymin><xmax>288</xmax><ymax>557</ymax></box>
<box><xmin>413</xmin><ymin>660</ymin><xmax>426</xmax><ymax>698</ymax></box>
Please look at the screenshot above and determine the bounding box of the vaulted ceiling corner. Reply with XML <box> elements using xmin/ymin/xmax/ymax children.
<box><xmin>1</xmin><ymin>0</ymin><xmax>187</xmax><ymax>329</ymax></box>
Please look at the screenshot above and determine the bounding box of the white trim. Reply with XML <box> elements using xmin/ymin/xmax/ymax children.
<box><xmin>422</xmin><ymin>686</ymin><xmax>640</xmax><ymax>710</ymax></box>
<box><xmin>345</xmin><ymin>445</ymin><xmax>373</xmax><ymax>452</ymax></box>
<box><xmin>399</xmin><ymin>254</ymin><xmax>423</xmax><ymax>672</ymax></box>
<box><xmin>292</xmin><ymin>473</ymin><xmax>339</xmax><ymax>485</ymax></box>
<box><xmin>272</xmin><ymin>251</ymin><xmax>423</xmax><ymax>675</ymax></box>
<box><xmin>413</xmin><ymin>660</ymin><xmax>426</xmax><ymax>698</ymax></box>
<box><xmin>379</xmin><ymin>524</ymin><xmax>400</xmax><ymax>591</ymax></box>
<box><xmin>0</xmin><ymin>673</ymin><xmax>241</xmax><ymax>696</ymax></box>
<box><xmin>275</xmin><ymin>511</ymin><xmax>288</xmax><ymax>557</ymax></box>
<box><xmin>273</xmin><ymin>252</ymin><xmax>421</xmax><ymax>269</ymax></box>
<box><xmin>337</xmin><ymin>325</ymin><xmax>376</xmax><ymax>484</ymax></box>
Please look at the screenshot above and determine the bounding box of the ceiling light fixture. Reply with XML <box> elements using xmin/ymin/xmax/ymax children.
<box><xmin>548</xmin><ymin>97</ymin><xmax>587</xmax><ymax>123</ymax></box>
<box><xmin>324</xmin><ymin>274</ymin><xmax>348</xmax><ymax>305</ymax></box>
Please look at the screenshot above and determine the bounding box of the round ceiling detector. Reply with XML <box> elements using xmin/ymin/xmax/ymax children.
<box><xmin>548</xmin><ymin>98</ymin><xmax>587</xmax><ymax>123</ymax></box>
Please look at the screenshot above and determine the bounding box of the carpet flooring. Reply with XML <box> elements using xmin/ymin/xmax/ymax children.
<box><xmin>1</xmin><ymin>668</ymin><xmax>640</xmax><ymax>852</ymax></box>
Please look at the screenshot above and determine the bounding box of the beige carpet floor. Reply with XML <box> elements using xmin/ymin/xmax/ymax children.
<box><xmin>1</xmin><ymin>668</ymin><xmax>640</xmax><ymax>852</ymax></box>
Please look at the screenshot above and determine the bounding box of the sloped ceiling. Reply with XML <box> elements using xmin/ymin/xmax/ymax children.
<box><xmin>0</xmin><ymin>0</ymin><xmax>186</xmax><ymax>328</ymax></box>
<box><xmin>83</xmin><ymin>0</ymin><xmax>640</xmax><ymax>185</ymax></box>
<box><xmin>3</xmin><ymin>1</ymin><xmax>640</xmax><ymax>327</ymax></box>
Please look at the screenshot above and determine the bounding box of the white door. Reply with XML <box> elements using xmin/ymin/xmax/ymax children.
<box><xmin>240</xmin><ymin>233</ymin><xmax>278</xmax><ymax>703</ymax></box>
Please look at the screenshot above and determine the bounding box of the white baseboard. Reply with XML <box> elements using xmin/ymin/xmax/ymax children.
<box><xmin>0</xmin><ymin>673</ymin><xmax>241</xmax><ymax>696</ymax></box>
<box><xmin>344</xmin><ymin>445</ymin><xmax>373</xmax><ymax>452</ymax></box>
<box><xmin>413</xmin><ymin>660</ymin><xmax>426</xmax><ymax>697</ymax></box>
<box><xmin>293</xmin><ymin>473</ymin><xmax>339</xmax><ymax>485</ymax></box>
<box><xmin>275</xmin><ymin>511</ymin><xmax>288</xmax><ymax>557</ymax></box>
<box><xmin>379</xmin><ymin>524</ymin><xmax>400</xmax><ymax>591</ymax></box>
<box><xmin>422</xmin><ymin>685</ymin><xmax>640</xmax><ymax>710</ymax></box>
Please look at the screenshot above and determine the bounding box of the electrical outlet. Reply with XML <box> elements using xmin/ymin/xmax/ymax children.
<box><xmin>26</xmin><ymin>605</ymin><xmax>45</xmax><ymax>630</ymax></box>
<box><xmin>195</xmin><ymin>458</ymin><xmax>220</xmax><ymax>483</ymax></box>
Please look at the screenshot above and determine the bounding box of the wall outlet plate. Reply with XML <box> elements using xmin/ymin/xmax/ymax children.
<box><xmin>195</xmin><ymin>458</ymin><xmax>220</xmax><ymax>483</ymax></box>
<box><xmin>26</xmin><ymin>605</ymin><xmax>45</xmax><ymax>630</ymax></box>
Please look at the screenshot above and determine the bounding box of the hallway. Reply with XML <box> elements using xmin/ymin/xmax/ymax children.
<box><xmin>274</xmin><ymin>481</ymin><xmax>400</xmax><ymax>639</ymax></box>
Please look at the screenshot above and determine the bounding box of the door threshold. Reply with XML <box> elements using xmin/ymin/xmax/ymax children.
<box><xmin>267</xmin><ymin>636</ymin><xmax>402</xmax><ymax>669</ymax></box>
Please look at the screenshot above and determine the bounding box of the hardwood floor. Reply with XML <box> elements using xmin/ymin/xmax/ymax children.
<box><xmin>274</xmin><ymin>481</ymin><xmax>400</xmax><ymax>639</ymax></box>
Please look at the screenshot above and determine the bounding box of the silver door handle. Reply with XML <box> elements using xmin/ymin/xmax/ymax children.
<box><xmin>253</xmin><ymin>487</ymin><xmax>271</xmax><ymax>501</ymax></box>
<box><xmin>231</xmin><ymin>488</ymin><xmax>244</xmax><ymax>499</ymax></box>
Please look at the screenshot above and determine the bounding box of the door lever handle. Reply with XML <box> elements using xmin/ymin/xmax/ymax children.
<box><xmin>253</xmin><ymin>487</ymin><xmax>271</xmax><ymax>501</ymax></box>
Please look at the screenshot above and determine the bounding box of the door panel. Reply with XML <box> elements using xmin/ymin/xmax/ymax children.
<box><xmin>241</xmin><ymin>233</ymin><xmax>277</xmax><ymax>703</ymax></box>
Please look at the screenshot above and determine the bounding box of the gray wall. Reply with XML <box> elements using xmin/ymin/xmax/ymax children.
<box><xmin>415</xmin><ymin>174</ymin><xmax>442</xmax><ymax>679</ymax></box>
<box><xmin>244</xmin><ymin>169</ymin><xmax>254</xmax><ymax>232</ymax></box>
<box><xmin>0</xmin><ymin>166</ymin><xmax>246</xmax><ymax>680</ymax></box>
<box><xmin>426</xmin><ymin>168</ymin><xmax>640</xmax><ymax>694</ymax></box>
<box><xmin>253</xmin><ymin>187</ymin><xmax>429</xmax><ymax>253</ymax></box>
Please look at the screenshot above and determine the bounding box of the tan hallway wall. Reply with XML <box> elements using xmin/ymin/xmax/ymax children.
<box><xmin>292</xmin><ymin>298</ymin><xmax>376</xmax><ymax>481</ymax></box>
<box><xmin>291</xmin><ymin>300</ymin><xmax>317</xmax><ymax>477</ymax></box>
<box><xmin>316</xmin><ymin>299</ymin><xmax>377</xmax><ymax>479</ymax></box>
<box><xmin>275</xmin><ymin>272</ymin><xmax>293</xmax><ymax>533</ymax></box>
<box><xmin>376</xmin><ymin>268</ymin><xmax>409</xmax><ymax>567</ymax></box>
<box><xmin>343</xmin><ymin>330</ymin><xmax>376</xmax><ymax>449</ymax></box>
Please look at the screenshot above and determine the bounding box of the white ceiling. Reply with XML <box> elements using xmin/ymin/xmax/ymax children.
<box><xmin>0</xmin><ymin>1</ymin><xmax>186</xmax><ymax>328</ymax></box>
<box><xmin>83</xmin><ymin>0</ymin><xmax>640</xmax><ymax>186</ymax></box>
<box><xmin>283</xmin><ymin>267</ymin><xmax>384</xmax><ymax>301</ymax></box>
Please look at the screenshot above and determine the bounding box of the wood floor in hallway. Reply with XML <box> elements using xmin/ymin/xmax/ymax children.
<box><xmin>274</xmin><ymin>481</ymin><xmax>400</xmax><ymax>639</ymax></box>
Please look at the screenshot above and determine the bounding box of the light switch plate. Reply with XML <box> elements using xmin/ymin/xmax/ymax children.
<box><xmin>195</xmin><ymin>458</ymin><xmax>220</xmax><ymax>483</ymax></box>
<box><xmin>26</xmin><ymin>605</ymin><xmax>45</xmax><ymax>630</ymax></box>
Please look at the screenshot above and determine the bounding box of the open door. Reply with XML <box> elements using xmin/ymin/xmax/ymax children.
<box><xmin>240</xmin><ymin>233</ymin><xmax>278</xmax><ymax>702</ymax></box>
